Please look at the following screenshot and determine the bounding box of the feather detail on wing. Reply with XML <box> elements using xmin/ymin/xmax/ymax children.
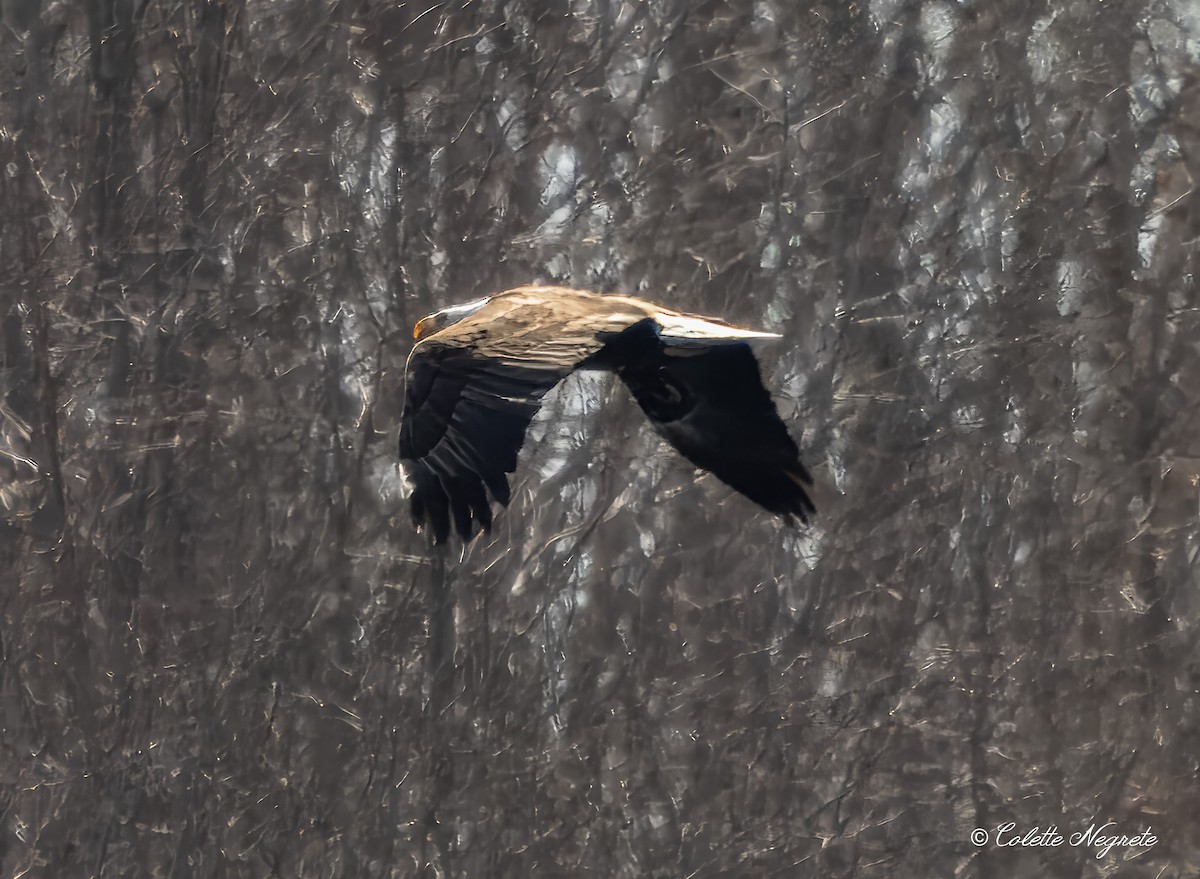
<box><xmin>399</xmin><ymin>345</ymin><xmax>580</xmax><ymax>543</ymax></box>
<box><xmin>617</xmin><ymin>341</ymin><xmax>815</xmax><ymax>521</ymax></box>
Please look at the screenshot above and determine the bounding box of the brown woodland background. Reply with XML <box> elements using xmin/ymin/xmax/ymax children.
<box><xmin>2</xmin><ymin>0</ymin><xmax>1199</xmax><ymax>876</ymax></box>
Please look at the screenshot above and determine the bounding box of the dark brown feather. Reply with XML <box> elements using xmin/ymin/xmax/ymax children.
<box><xmin>615</xmin><ymin>336</ymin><xmax>815</xmax><ymax>521</ymax></box>
<box><xmin>399</xmin><ymin>346</ymin><xmax>575</xmax><ymax>543</ymax></box>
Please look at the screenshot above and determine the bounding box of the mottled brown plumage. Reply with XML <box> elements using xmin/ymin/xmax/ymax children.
<box><xmin>399</xmin><ymin>286</ymin><xmax>814</xmax><ymax>543</ymax></box>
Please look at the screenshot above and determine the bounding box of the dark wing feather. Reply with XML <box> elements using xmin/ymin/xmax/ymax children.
<box><xmin>618</xmin><ymin>343</ymin><xmax>815</xmax><ymax>521</ymax></box>
<box><xmin>399</xmin><ymin>344</ymin><xmax>576</xmax><ymax>544</ymax></box>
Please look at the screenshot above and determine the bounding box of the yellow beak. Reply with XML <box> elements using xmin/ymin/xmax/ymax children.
<box><xmin>413</xmin><ymin>316</ymin><xmax>433</xmax><ymax>340</ymax></box>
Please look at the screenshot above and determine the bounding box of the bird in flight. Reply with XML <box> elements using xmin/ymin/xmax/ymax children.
<box><xmin>399</xmin><ymin>286</ymin><xmax>814</xmax><ymax>543</ymax></box>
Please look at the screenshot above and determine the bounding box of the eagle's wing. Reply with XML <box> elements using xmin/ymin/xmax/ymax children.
<box><xmin>399</xmin><ymin>289</ymin><xmax>648</xmax><ymax>543</ymax></box>
<box><xmin>399</xmin><ymin>344</ymin><xmax>580</xmax><ymax>544</ymax></box>
<box><xmin>617</xmin><ymin>341</ymin><xmax>815</xmax><ymax>521</ymax></box>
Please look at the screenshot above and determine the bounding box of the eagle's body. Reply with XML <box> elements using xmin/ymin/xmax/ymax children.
<box><xmin>399</xmin><ymin>286</ymin><xmax>813</xmax><ymax>543</ymax></box>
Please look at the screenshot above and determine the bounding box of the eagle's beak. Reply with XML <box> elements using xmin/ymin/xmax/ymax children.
<box><xmin>413</xmin><ymin>316</ymin><xmax>433</xmax><ymax>340</ymax></box>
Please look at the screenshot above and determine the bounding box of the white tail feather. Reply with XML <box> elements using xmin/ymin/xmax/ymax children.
<box><xmin>654</xmin><ymin>313</ymin><xmax>782</xmax><ymax>346</ymax></box>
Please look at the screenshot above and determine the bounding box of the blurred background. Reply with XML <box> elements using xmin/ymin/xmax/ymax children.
<box><xmin>2</xmin><ymin>0</ymin><xmax>1199</xmax><ymax>876</ymax></box>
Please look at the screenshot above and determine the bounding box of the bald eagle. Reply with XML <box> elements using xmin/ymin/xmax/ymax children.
<box><xmin>399</xmin><ymin>286</ymin><xmax>814</xmax><ymax>543</ymax></box>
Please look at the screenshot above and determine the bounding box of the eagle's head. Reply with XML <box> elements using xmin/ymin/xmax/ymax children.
<box><xmin>413</xmin><ymin>297</ymin><xmax>492</xmax><ymax>341</ymax></box>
